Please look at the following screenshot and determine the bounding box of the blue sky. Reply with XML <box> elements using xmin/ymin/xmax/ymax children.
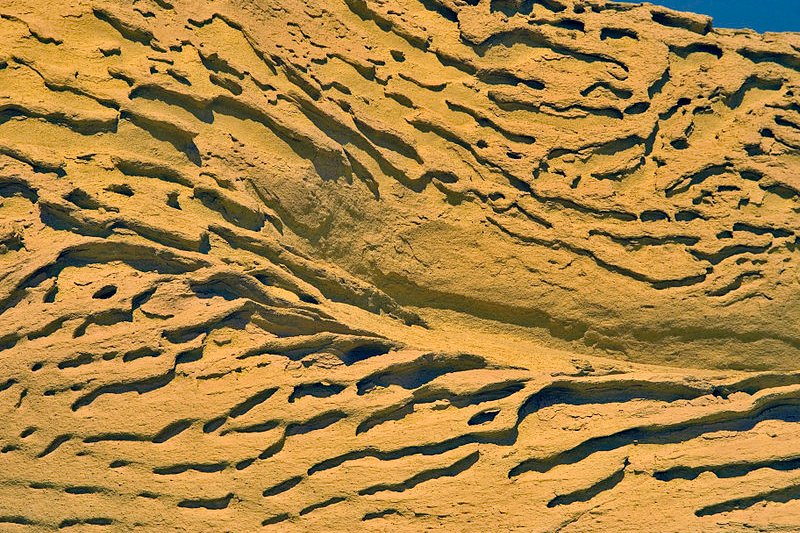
<box><xmin>646</xmin><ymin>0</ymin><xmax>799</xmax><ymax>32</ymax></box>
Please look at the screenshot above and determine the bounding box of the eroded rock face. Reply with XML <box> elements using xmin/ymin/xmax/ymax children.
<box><xmin>1</xmin><ymin>0</ymin><xmax>799</xmax><ymax>530</ymax></box>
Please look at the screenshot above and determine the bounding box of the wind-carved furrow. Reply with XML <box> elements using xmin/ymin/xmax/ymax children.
<box><xmin>119</xmin><ymin>111</ymin><xmax>202</xmax><ymax>166</ymax></box>
<box><xmin>655</xmin><ymin>455</ymin><xmax>800</xmax><ymax>482</ymax></box>
<box><xmin>229</xmin><ymin>387</ymin><xmax>278</xmax><ymax>418</ymax></box>
<box><xmin>1</xmin><ymin>241</ymin><xmax>209</xmax><ymax>318</ymax></box>
<box><xmin>338</xmin><ymin>340</ymin><xmax>399</xmax><ymax>364</ymax></box>
<box><xmin>358</xmin><ymin>451</ymin><xmax>480</xmax><ymax>495</ymax></box>
<box><xmin>286</xmin><ymin>410</ymin><xmax>348</xmax><ymax>436</ymax></box>
<box><xmin>193</xmin><ymin>186</ymin><xmax>267</xmax><ymax>232</ymax></box>
<box><xmin>162</xmin><ymin>297</ymin><xmax>355</xmax><ymax>343</ymax></box>
<box><xmin>198</xmin><ymin>52</ymin><xmax>247</xmax><ymax>84</ymax></box>
<box><xmin>83</xmin><ymin>432</ymin><xmax>149</xmax><ymax>443</ymax></box>
<box><xmin>0</xmin><ymin>14</ymin><xmax>62</xmax><ymax>45</ymax></box>
<box><xmin>664</xmin><ymin>164</ymin><xmax>731</xmax><ymax>197</ymax></box>
<box><xmin>0</xmin><ymin>516</ymin><xmax>37</xmax><ymax>526</ymax></box>
<box><xmin>487</xmin><ymin>217</ymin><xmax>709</xmax><ymax>289</ymax></box>
<box><xmin>0</xmin><ymin>379</ymin><xmax>16</xmax><ymax>393</ymax></box>
<box><xmin>189</xmin><ymin>270</ymin><xmax>292</xmax><ymax>306</ymax></box>
<box><xmin>351</xmin><ymin>115</ymin><xmax>422</xmax><ymax>163</ymax></box>
<box><xmin>520</xmin><ymin>187</ymin><xmax>638</xmax><ymax>222</ymax></box>
<box><xmin>356</xmin><ymin>402</ymin><xmax>415</xmax><ymax>435</ymax></box>
<box><xmin>299</xmin><ymin>496</ymin><xmax>347</xmax><ymax>516</ymax></box>
<box><xmin>725</xmin><ymin>76</ymin><xmax>783</xmax><ymax>109</ymax></box>
<box><xmin>651</xmin><ymin>9</ymin><xmax>711</xmax><ymax>35</ymax></box>
<box><xmin>128</xmin><ymin>84</ymin><xmax>214</xmax><ymax>123</ymax></box>
<box><xmin>112</xmin><ymin>157</ymin><xmax>194</xmax><ymax>187</ymax></box>
<box><xmin>27</xmin><ymin>315</ymin><xmax>72</xmax><ymax>341</ymax></box>
<box><xmin>289</xmin><ymin>382</ymin><xmax>347</xmax><ymax>403</ymax></box>
<box><xmin>200</xmin><ymin>13</ymin><xmax>279</xmax><ymax>77</ymax></box>
<box><xmin>0</xmin><ymin>177</ymin><xmax>39</xmax><ymax>202</ymax></box>
<box><xmin>707</xmin><ymin>271</ymin><xmax>763</xmax><ymax>298</ymax></box>
<box><xmin>588</xmin><ymin>229</ymin><xmax>699</xmax><ymax>248</ymax></box>
<box><xmin>670</xmin><ymin>42</ymin><xmax>723</xmax><ymax>60</ymax></box>
<box><xmin>725</xmin><ymin>373</ymin><xmax>800</xmax><ymax>396</ymax></box>
<box><xmin>0</xmin><ymin>144</ymin><xmax>66</xmax><ymax>177</ymax></box>
<box><xmin>357</xmin><ymin>379</ymin><xmax>525</xmax><ymax>434</ymax></box>
<box><xmin>177</xmin><ymin>493</ymin><xmax>234</xmax><ymax>510</ymax></box>
<box><xmin>340</xmin><ymin>0</ymin><xmax>429</xmax><ymax>51</ymax></box>
<box><xmin>416</xmin><ymin>0</ymin><xmax>458</xmax><ymax>22</ymax></box>
<box><xmin>732</xmin><ymin>222</ymin><xmax>793</xmax><ymax>238</ymax></box>
<box><xmin>257</xmin><ymin>435</ymin><xmax>286</xmax><ymax>461</ymax></box>
<box><xmin>263</xmin><ymin>476</ymin><xmax>304</xmax><ymax>497</ymax></box>
<box><xmin>123</xmin><ymin>346</ymin><xmax>162</xmax><ymax>363</ymax></box>
<box><xmin>284</xmin><ymin>91</ymin><xmax>433</xmax><ymax>192</ymax></box>
<box><xmin>63</xmin><ymin>485</ymin><xmax>107</xmax><ymax>495</ymax></box>
<box><xmin>478</xmin><ymin>68</ymin><xmax>546</xmax><ymax>91</ymax></box>
<box><xmin>695</xmin><ymin>483</ymin><xmax>800</xmax><ymax>516</ymax></box>
<box><xmin>472</xmin><ymin>28</ymin><xmax>629</xmax><ymax>72</ymax></box>
<box><xmin>468</xmin><ymin>409</ymin><xmax>500</xmax><ymax>425</ymax></box>
<box><xmin>419</xmin><ymin>379</ymin><xmax>527</xmax><ymax>407</ymax></box>
<box><xmin>738</xmin><ymin>48</ymin><xmax>800</xmax><ymax>72</ymax></box>
<box><xmin>356</xmin><ymin>353</ymin><xmax>489</xmax><ymax>395</ymax></box>
<box><xmin>690</xmin><ymin>243</ymin><xmax>771</xmax><ymax>266</ymax></box>
<box><xmin>71</xmin><ymin>368</ymin><xmax>175</xmax><ymax>411</ymax></box>
<box><xmin>207</xmin><ymin>224</ymin><xmax>420</xmax><ymax>325</ymax></box>
<box><xmin>547</xmin><ymin>460</ymin><xmax>628</xmax><ymax>507</ymax></box>
<box><xmin>516</xmin><ymin>378</ymin><xmax>715</xmax><ymax>422</ymax></box>
<box><xmin>261</xmin><ymin>513</ymin><xmax>291</xmax><ymax>526</ymax></box>
<box><xmin>210</xmin><ymin>96</ymin><xmax>351</xmax><ymax>182</ymax></box>
<box><xmin>153</xmin><ymin>462</ymin><xmax>228</xmax><ymax>475</ymax></box>
<box><xmin>308</xmin><ymin>427</ymin><xmax>518</xmax><ymax>477</ymax></box>
<box><xmin>445</xmin><ymin>100</ymin><xmax>537</xmax><ymax>144</ymax></box>
<box><xmin>648</xmin><ymin>68</ymin><xmax>672</xmax><ymax>99</ymax></box>
<box><xmin>509</xmin><ymin>391</ymin><xmax>800</xmax><ymax>477</ymax></box>
<box><xmin>580</xmin><ymin>82</ymin><xmax>633</xmax><ymax>100</ymax></box>
<box><xmin>58</xmin><ymin>517</ymin><xmax>114</xmax><ymax>528</ymax></box>
<box><xmin>222</xmin><ymin>420</ymin><xmax>280</xmax><ymax>435</ymax></box>
<box><xmin>37</xmin><ymin>434</ymin><xmax>72</xmax><ymax>458</ymax></box>
<box><xmin>152</xmin><ymin>419</ymin><xmax>193</xmax><ymax>443</ymax></box>
<box><xmin>37</xmin><ymin>203</ymin><xmax>113</xmax><ymax>240</ymax></box>
<box><xmin>73</xmin><ymin>308</ymin><xmax>133</xmax><ymax>338</ymax></box>
<box><xmin>0</xmin><ymin>104</ymin><xmax>118</xmax><ymax>135</ymax></box>
<box><xmin>161</xmin><ymin>308</ymin><xmax>253</xmax><ymax>344</ymax></box>
<box><xmin>238</xmin><ymin>332</ymin><xmax>396</xmax><ymax>365</ymax></box>
<box><xmin>92</xmin><ymin>7</ymin><xmax>155</xmax><ymax>46</ymax></box>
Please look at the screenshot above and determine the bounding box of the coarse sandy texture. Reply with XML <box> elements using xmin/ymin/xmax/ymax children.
<box><xmin>0</xmin><ymin>0</ymin><xmax>799</xmax><ymax>530</ymax></box>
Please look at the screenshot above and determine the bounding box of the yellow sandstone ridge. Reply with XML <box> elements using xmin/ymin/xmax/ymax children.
<box><xmin>0</xmin><ymin>0</ymin><xmax>799</xmax><ymax>530</ymax></box>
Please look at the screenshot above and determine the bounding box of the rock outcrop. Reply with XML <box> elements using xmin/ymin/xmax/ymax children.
<box><xmin>0</xmin><ymin>0</ymin><xmax>799</xmax><ymax>530</ymax></box>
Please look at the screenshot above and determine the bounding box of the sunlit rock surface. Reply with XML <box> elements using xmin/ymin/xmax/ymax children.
<box><xmin>1</xmin><ymin>0</ymin><xmax>799</xmax><ymax>530</ymax></box>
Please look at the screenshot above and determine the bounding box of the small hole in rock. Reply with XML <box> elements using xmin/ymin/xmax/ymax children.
<box><xmin>92</xmin><ymin>285</ymin><xmax>117</xmax><ymax>299</ymax></box>
<box><xmin>167</xmin><ymin>192</ymin><xmax>181</xmax><ymax>209</ymax></box>
<box><xmin>106</xmin><ymin>183</ymin><xmax>134</xmax><ymax>197</ymax></box>
<box><xmin>43</xmin><ymin>283</ymin><xmax>58</xmax><ymax>303</ymax></box>
<box><xmin>640</xmin><ymin>210</ymin><xmax>669</xmax><ymax>222</ymax></box>
<box><xmin>299</xmin><ymin>293</ymin><xmax>319</xmax><ymax>304</ymax></box>
<box><xmin>468</xmin><ymin>409</ymin><xmax>500</xmax><ymax>425</ymax></box>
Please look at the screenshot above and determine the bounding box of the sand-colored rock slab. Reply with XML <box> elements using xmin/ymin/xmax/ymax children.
<box><xmin>0</xmin><ymin>0</ymin><xmax>799</xmax><ymax>530</ymax></box>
